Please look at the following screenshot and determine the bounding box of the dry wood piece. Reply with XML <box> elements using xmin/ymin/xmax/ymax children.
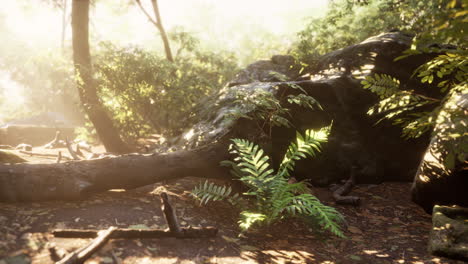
<box><xmin>53</xmin><ymin>226</ymin><xmax>218</xmax><ymax>239</ymax></box>
<box><xmin>56</xmin><ymin>151</ymin><xmax>62</xmax><ymax>164</ymax></box>
<box><xmin>56</xmin><ymin>226</ymin><xmax>117</xmax><ymax>264</ymax></box>
<box><xmin>75</xmin><ymin>144</ymin><xmax>85</xmax><ymax>158</ymax></box>
<box><xmin>333</xmin><ymin>166</ymin><xmax>361</xmax><ymax>205</ymax></box>
<box><xmin>19</xmin><ymin>150</ymin><xmax>73</xmax><ymax>161</ymax></box>
<box><xmin>66</xmin><ymin>137</ymin><xmax>81</xmax><ymax>160</ymax></box>
<box><xmin>48</xmin><ymin>242</ymin><xmax>69</xmax><ymax>262</ymax></box>
<box><xmin>160</xmin><ymin>192</ymin><xmax>182</xmax><ymax>235</ymax></box>
<box><xmin>44</xmin><ymin>130</ymin><xmax>66</xmax><ymax>149</ymax></box>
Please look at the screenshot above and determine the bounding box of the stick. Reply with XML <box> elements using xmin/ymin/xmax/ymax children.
<box><xmin>75</xmin><ymin>144</ymin><xmax>85</xmax><ymax>158</ymax></box>
<box><xmin>19</xmin><ymin>150</ymin><xmax>72</xmax><ymax>160</ymax></box>
<box><xmin>48</xmin><ymin>243</ymin><xmax>69</xmax><ymax>262</ymax></box>
<box><xmin>333</xmin><ymin>166</ymin><xmax>360</xmax><ymax>205</ymax></box>
<box><xmin>56</xmin><ymin>151</ymin><xmax>62</xmax><ymax>163</ymax></box>
<box><xmin>56</xmin><ymin>226</ymin><xmax>116</xmax><ymax>264</ymax></box>
<box><xmin>160</xmin><ymin>192</ymin><xmax>182</xmax><ymax>235</ymax></box>
<box><xmin>66</xmin><ymin>137</ymin><xmax>81</xmax><ymax>160</ymax></box>
<box><xmin>53</xmin><ymin>226</ymin><xmax>218</xmax><ymax>239</ymax></box>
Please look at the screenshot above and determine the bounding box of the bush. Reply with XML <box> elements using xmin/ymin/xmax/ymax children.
<box><xmin>94</xmin><ymin>37</ymin><xmax>239</xmax><ymax>142</ymax></box>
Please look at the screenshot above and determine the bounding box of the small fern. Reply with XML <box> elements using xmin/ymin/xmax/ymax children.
<box><xmin>279</xmin><ymin>127</ymin><xmax>329</xmax><ymax>177</ymax></box>
<box><xmin>192</xmin><ymin>126</ymin><xmax>345</xmax><ymax>237</ymax></box>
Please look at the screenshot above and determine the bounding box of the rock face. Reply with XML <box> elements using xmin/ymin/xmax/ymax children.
<box><xmin>411</xmin><ymin>92</ymin><xmax>468</xmax><ymax>213</ymax></box>
<box><xmin>271</xmin><ymin>32</ymin><xmax>432</xmax><ymax>185</ymax></box>
<box><xmin>227</xmin><ymin>55</ymin><xmax>300</xmax><ymax>87</ymax></box>
<box><xmin>177</xmin><ymin>32</ymin><xmax>434</xmax><ymax>186</ymax></box>
<box><xmin>0</xmin><ymin>112</ymin><xmax>76</xmax><ymax>146</ymax></box>
<box><xmin>429</xmin><ymin>205</ymin><xmax>468</xmax><ymax>262</ymax></box>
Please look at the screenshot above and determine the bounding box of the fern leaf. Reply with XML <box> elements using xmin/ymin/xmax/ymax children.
<box><xmin>191</xmin><ymin>181</ymin><xmax>240</xmax><ymax>205</ymax></box>
<box><xmin>279</xmin><ymin>127</ymin><xmax>329</xmax><ymax>177</ymax></box>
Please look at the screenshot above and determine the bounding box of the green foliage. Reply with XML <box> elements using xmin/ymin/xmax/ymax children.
<box><xmin>94</xmin><ymin>36</ymin><xmax>238</xmax><ymax>141</ymax></box>
<box><xmin>294</xmin><ymin>0</ymin><xmax>404</xmax><ymax>65</ymax></box>
<box><xmin>191</xmin><ymin>180</ymin><xmax>240</xmax><ymax>205</ymax></box>
<box><xmin>192</xmin><ymin>127</ymin><xmax>345</xmax><ymax>237</ymax></box>
<box><xmin>361</xmin><ymin>0</ymin><xmax>467</xmax><ymax>169</ymax></box>
<box><xmin>226</xmin><ymin>81</ymin><xmax>322</xmax><ymax>137</ymax></box>
<box><xmin>279</xmin><ymin>128</ymin><xmax>330</xmax><ymax>177</ymax></box>
<box><xmin>0</xmin><ymin>50</ymin><xmax>81</xmax><ymax>123</ymax></box>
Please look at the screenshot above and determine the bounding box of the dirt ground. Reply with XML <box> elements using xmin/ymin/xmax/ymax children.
<box><xmin>0</xmin><ymin>148</ymin><xmax>465</xmax><ymax>264</ymax></box>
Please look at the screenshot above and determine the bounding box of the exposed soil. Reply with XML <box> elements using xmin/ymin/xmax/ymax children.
<box><xmin>0</xmin><ymin>147</ymin><xmax>465</xmax><ymax>264</ymax></box>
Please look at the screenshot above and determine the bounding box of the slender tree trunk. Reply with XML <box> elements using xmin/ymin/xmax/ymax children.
<box><xmin>61</xmin><ymin>0</ymin><xmax>68</xmax><ymax>52</ymax></box>
<box><xmin>135</xmin><ymin>0</ymin><xmax>174</xmax><ymax>62</ymax></box>
<box><xmin>71</xmin><ymin>0</ymin><xmax>131</xmax><ymax>154</ymax></box>
<box><xmin>150</xmin><ymin>0</ymin><xmax>174</xmax><ymax>62</ymax></box>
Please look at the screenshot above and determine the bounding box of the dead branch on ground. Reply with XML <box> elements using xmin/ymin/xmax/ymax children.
<box><xmin>332</xmin><ymin>166</ymin><xmax>361</xmax><ymax>205</ymax></box>
<box><xmin>56</xmin><ymin>226</ymin><xmax>116</xmax><ymax>264</ymax></box>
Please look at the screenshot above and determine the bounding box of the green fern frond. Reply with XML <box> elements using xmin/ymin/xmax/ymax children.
<box><xmin>361</xmin><ymin>73</ymin><xmax>400</xmax><ymax>99</ymax></box>
<box><xmin>229</xmin><ymin>139</ymin><xmax>275</xmax><ymax>180</ymax></box>
<box><xmin>191</xmin><ymin>181</ymin><xmax>239</xmax><ymax>205</ymax></box>
<box><xmin>287</xmin><ymin>93</ymin><xmax>323</xmax><ymax>110</ymax></box>
<box><xmin>239</xmin><ymin>211</ymin><xmax>267</xmax><ymax>231</ymax></box>
<box><xmin>279</xmin><ymin>127</ymin><xmax>330</xmax><ymax>177</ymax></box>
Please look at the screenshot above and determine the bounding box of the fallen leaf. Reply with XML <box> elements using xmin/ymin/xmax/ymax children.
<box><xmin>221</xmin><ymin>235</ymin><xmax>239</xmax><ymax>244</ymax></box>
<box><xmin>128</xmin><ymin>224</ymin><xmax>149</xmax><ymax>230</ymax></box>
<box><xmin>240</xmin><ymin>245</ymin><xmax>259</xmax><ymax>251</ymax></box>
<box><xmin>101</xmin><ymin>257</ymin><xmax>113</xmax><ymax>263</ymax></box>
<box><xmin>349</xmin><ymin>255</ymin><xmax>362</xmax><ymax>261</ymax></box>
<box><xmin>348</xmin><ymin>226</ymin><xmax>363</xmax><ymax>234</ymax></box>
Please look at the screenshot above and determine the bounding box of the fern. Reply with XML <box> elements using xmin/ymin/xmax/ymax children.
<box><xmin>279</xmin><ymin>127</ymin><xmax>329</xmax><ymax>177</ymax></box>
<box><xmin>191</xmin><ymin>126</ymin><xmax>344</xmax><ymax>237</ymax></box>
<box><xmin>362</xmin><ymin>73</ymin><xmax>441</xmax><ymax>139</ymax></box>
<box><xmin>191</xmin><ymin>180</ymin><xmax>239</xmax><ymax>205</ymax></box>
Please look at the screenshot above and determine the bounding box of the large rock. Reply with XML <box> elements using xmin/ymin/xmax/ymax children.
<box><xmin>270</xmin><ymin>32</ymin><xmax>433</xmax><ymax>185</ymax></box>
<box><xmin>411</xmin><ymin>92</ymin><xmax>468</xmax><ymax>213</ymax></box>
<box><xmin>0</xmin><ymin>112</ymin><xmax>76</xmax><ymax>146</ymax></box>
<box><xmin>429</xmin><ymin>205</ymin><xmax>468</xmax><ymax>262</ymax></box>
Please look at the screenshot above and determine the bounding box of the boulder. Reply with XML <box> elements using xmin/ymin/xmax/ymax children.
<box><xmin>271</xmin><ymin>32</ymin><xmax>433</xmax><ymax>185</ymax></box>
<box><xmin>411</xmin><ymin>92</ymin><xmax>468</xmax><ymax>213</ymax></box>
<box><xmin>429</xmin><ymin>205</ymin><xmax>468</xmax><ymax>262</ymax></box>
<box><xmin>0</xmin><ymin>112</ymin><xmax>77</xmax><ymax>146</ymax></box>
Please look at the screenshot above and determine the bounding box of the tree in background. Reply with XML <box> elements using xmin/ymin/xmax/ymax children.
<box><xmin>135</xmin><ymin>0</ymin><xmax>174</xmax><ymax>62</ymax></box>
<box><xmin>71</xmin><ymin>0</ymin><xmax>130</xmax><ymax>153</ymax></box>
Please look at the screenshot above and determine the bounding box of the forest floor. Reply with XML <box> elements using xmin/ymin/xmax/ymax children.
<box><xmin>0</xmin><ymin>147</ymin><xmax>465</xmax><ymax>264</ymax></box>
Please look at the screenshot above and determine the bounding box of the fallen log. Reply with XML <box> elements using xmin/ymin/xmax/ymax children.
<box><xmin>0</xmin><ymin>142</ymin><xmax>229</xmax><ymax>202</ymax></box>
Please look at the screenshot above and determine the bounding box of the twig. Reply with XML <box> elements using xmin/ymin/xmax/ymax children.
<box><xmin>56</xmin><ymin>226</ymin><xmax>117</xmax><ymax>264</ymax></box>
<box><xmin>48</xmin><ymin>242</ymin><xmax>68</xmax><ymax>262</ymax></box>
<box><xmin>160</xmin><ymin>192</ymin><xmax>182</xmax><ymax>235</ymax></box>
<box><xmin>56</xmin><ymin>151</ymin><xmax>62</xmax><ymax>163</ymax></box>
<box><xmin>53</xmin><ymin>226</ymin><xmax>218</xmax><ymax>239</ymax></box>
<box><xmin>66</xmin><ymin>137</ymin><xmax>81</xmax><ymax>160</ymax></box>
<box><xmin>332</xmin><ymin>166</ymin><xmax>361</xmax><ymax>205</ymax></box>
<box><xmin>75</xmin><ymin>144</ymin><xmax>85</xmax><ymax>158</ymax></box>
<box><xmin>19</xmin><ymin>150</ymin><xmax>72</xmax><ymax>160</ymax></box>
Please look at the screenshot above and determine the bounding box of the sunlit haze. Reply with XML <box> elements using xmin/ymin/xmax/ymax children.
<box><xmin>0</xmin><ymin>0</ymin><xmax>328</xmax><ymax>123</ymax></box>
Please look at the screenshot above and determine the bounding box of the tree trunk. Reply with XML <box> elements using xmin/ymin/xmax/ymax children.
<box><xmin>0</xmin><ymin>142</ymin><xmax>229</xmax><ymax>202</ymax></box>
<box><xmin>150</xmin><ymin>0</ymin><xmax>174</xmax><ymax>62</ymax></box>
<box><xmin>71</xmin><ymin>0</ymin><xmax>131</xmax><ymax>154</ymax></box>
